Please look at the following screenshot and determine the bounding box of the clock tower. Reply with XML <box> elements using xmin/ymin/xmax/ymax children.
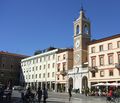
<box><xmin>74</xmin><ymin>8</ymin><xmax>91</xmax><ymax>68</ymax></box>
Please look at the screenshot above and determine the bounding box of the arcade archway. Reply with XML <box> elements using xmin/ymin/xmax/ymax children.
<box><xmin>82</xmin><ymin>76</ymin><xmax>88</xmax><ymax>89</ymax></box>
<box><xmin>68</xmin><ymin>77</ymin><xmax>73</xmax><ymax>88</ymax></box>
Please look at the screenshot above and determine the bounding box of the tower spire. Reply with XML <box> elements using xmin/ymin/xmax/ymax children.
<box><xmin>80</xmin><ymin>0</ymin><xmax>84</xmax><ymax>11</ymax></box>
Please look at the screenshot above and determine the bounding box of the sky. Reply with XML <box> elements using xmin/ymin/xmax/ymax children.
<box><xmin>0</xmin><ymin>0</ymin><xmax>120</xmax><ymax>56</ymax></box>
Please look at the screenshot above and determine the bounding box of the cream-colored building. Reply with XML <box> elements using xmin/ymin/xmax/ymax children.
<box><xmin>56</xmin><ymin>48</ymin><xmax>73</xmax><ymax>92</ymax></box>
<box><xmin>88</xmin><ymin>34</ymin><xmax>120</xmax><ymax>88</ymax></box>
<box><xmin>21</xmin><ymin>47</ymin><xmax>59</xmax><ymax>90</ymax></box>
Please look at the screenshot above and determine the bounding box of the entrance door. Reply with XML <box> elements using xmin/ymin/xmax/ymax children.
<box><xmin>82</xmin><ymin>76</ymin><xmax>88</xmax><ymax>89</ymax></box>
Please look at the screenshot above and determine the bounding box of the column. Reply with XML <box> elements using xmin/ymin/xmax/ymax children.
<box><xmin>50</xmin><ymin>81</ymin><xmax>52</xmax><ymax>91</ymax></box>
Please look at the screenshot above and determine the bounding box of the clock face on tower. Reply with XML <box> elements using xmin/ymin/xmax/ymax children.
<box><xmin>75</xmin><ymin>40</ymin><xmax>80</xmax><ymax>49</ymax></box>
<box><xmin>75</xmin><ymin>54</ymin><xmax>80</xmax><ymax>63</ymax></box>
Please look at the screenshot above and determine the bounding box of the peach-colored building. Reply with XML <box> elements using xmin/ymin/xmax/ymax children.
<box><xmin>88</xmin><ymin>34</ymin><xmax>120</xmax><ymax>87</ymax></box>
<box><xmin>56</xmin><ymin>48</ymin><xmax>73</xmax><ymax>92</ymax></box>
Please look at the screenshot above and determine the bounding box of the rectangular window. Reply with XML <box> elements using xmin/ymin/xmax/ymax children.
<box><xmin>63</xmin><ymin>62</ymin><xmax>66</xmax><ymax>71</ymax></box>
<box><xmin>36</xmin><ymin>74</ymin><xmax>37</xmax><ymax>78</ymax></box>
<box><xmin>91</xmin><ymin>47</ymin><xmax>95</xmax><ymax>53</ymax></box>
<box><xmin>108</xmin><ymin>54</ymin><xmax>113</xmax><ymax>65</ymax></box>
<box><xmin>91</xmin><ymin>57</ymin><xmax>96</xmax><ymax>67</ymax></box>
<box><xmin>39</xmin><ymin>74</ymin><xmax>41</xmax><ymax>78</ymax></box>
<box><xmin>109</xmin><ymin>70</ymin><xmax>113</xmax><ymax>76</ymax></box>
<box><xmin>39</xmin><ymin>66</ymin><xmax>41</xmax><ymax>70</ymax></box>
<box><xmin>117</xmin><ymin>41</ymin><xmax>120</xmax><ymax>48</ymax></box>
<box><xmin>32</xmin><ymin>67</ymin><xmax>34</xmax><ymax>71</ymax></box>
<box><xmin>92</xmin><ymin>72</ymin><xmax>96</xmax><ymax>77</ymax></box>
<box><xmin>48</xmin><ymin>64</ymin><xmax>50</xmax><ymax>69</ymax></box>
<box><xmin>100</xmin><ymin>70</ymin><xmax>104</xmax><ymax>77</ymax></box>
<box><xmin>52</xmin><ymin>63</ymin><xmax>55</xmax><ymax>68</ymax></box>
<box><xmin>108</xmin><ymin>43</ymin><xmax>112</xmax><ymax>50</ymax></box>
<box><xmin>99</xmin><ymin>56</ymin><xmax>104</xmax><ymax>66</ymax></box>
<box><xmin>58</xmin><ymin>56</ymin><xmax>60</xmax><ymax>61</ymax></box>
<box><xmin>99</xmin><ymin>45</ymin><xmax>103</xmax><ymax>51</ymax></box>
<box><xmin>48</xmin><ymin>73</ymin><xmax>50</xmax><ymax>77</ymax></box>
<box><xmin>57</xmin><ymin>75</ymin><xmax>59</xmax><ymax>80</ymax></box>
<box><xmin>52</xmin><ymin>72</ymin><xmax>54</xmax><ymax>77</ymax></box>
<box><xmin>53</xmin><ymin>55</ymin><xmax>55</xmax><ymax>59</ymax></box>
<box><xmin>63</xmin><ymin>54</ymin><xmax>66</xmax><ymax>60</ymax></box>
<box><xmin>57</xmin><ymin>63</ymin><xmax>60</xmax><ymax>72</ymax></box>
<box><xmin>118</xmin><ymin>54</ymin><xmax>120</xmax><ymax>64</ymax></box>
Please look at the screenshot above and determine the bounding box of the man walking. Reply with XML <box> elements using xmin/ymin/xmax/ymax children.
<box><xmin>68</xmin><ymin>85</ymin><xmax>72</xmax><ymax>101</ymax></box>
<box><xmin>36</xmin><ymin>86</ymin><xmax>42</xmax><ymax>103</ymax></box>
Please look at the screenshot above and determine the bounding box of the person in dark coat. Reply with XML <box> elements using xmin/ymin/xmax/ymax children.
<box><xmin>68</xmin><ymin>85</ymin><xmax>72</xmax><ymax>101</ymax></box>
<box><xmin>43</xmin><ymin>85</ymin><xmax>48</xmax><ymax>103</ymax></box>
<box><xmin>37</xmin><ymin>87</ymin><xmax>42</xmax><ymax>103</ymax></box>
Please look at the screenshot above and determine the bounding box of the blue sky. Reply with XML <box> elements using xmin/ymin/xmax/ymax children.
<box><xmin>0</xmin><ymin>0</ymin><xmax>120</xmax><ymax>56</ymax></box>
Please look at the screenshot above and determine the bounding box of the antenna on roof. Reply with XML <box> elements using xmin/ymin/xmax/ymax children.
<box><xmin>80</xmin><ymin>0</ymin><xmax>84</xmax><ymax>11</ymax></box>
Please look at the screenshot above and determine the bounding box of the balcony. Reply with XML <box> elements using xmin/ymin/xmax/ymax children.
<box><xmin>115</xmin><ymin>63</ymin><xmax>120</xmax><ymax>69</ymax></box>
<box><xmin>60</xmin><ymin>70</ymin><xmax>67</xmax><ymax>76</ymax></box>
<box><xmin>88</xmin><ymin>66</ymin><xmax>98</xmax><ymax>73</ymax></box>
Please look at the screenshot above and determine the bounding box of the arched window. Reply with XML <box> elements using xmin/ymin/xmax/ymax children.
<box><xmin>84</xmin><ymin>25</ymin><xmax>89</xmax><ymax>34</ymax></box>
<box><xmin>76</xmin><ymin>25</ymin><xmax>79</xmax><ymax>35</ymax></box>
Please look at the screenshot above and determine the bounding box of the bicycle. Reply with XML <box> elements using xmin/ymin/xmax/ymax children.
<box><xmin>106</xmin><ymin>96</ymin><xmax>119</xmax><ymax>103</ymax></box>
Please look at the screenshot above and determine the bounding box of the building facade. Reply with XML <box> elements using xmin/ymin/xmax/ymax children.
<box><xmin>68</xmin><ymin>9</ymin><xmax>91</xmax><ymax>93</ymax></box>
<box><xmin>56</xmin><ymin>48</ymin><xmax>73</xmax><ymax>92</ymax></box>
<box><xmin>0</xmin><ymin>51</ymin><xmax>27</xmax><ymax>86</ymax></box>
<box><xmin>21</xmin><ymin>48</ymin><xmax>59</xmax><ymax>90</ymax></box>
<box><xmin>88</xmin><ymin>34</ymin><xmax>120</xmax><ymax>88</ymax></box>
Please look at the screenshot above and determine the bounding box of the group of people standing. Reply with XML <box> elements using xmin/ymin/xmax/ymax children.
<box><xmin>21</xmin><ymin>85</ymin><xmax>48</xmax><ymax>103</ymax></box>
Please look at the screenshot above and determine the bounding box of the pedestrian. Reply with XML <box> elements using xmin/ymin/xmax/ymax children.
<box><xmin>0</xmin><ymin>86</ymin><xmax>4</xmax><ymax>101</ymax></box>
<box><xmin>21</xmin><ymin>91</ymin><xmax>25</xmax><ymax>102</ymax></box>
<box><xmin>36</xmin><ymin>86</ymin><xmax>42</xmax><ymax>103</ymax></box>
<box><xmin>85</xmin><ymin>87</ymin><xmax>89</xmax><ymax>96</ymax></box>
<box><xmin>43</xmin><ymin>85</ymin><xmax>48</xmax><ymax>103</ymax></box>
<box><xmin>25</xmin><ymin>87</ymin><xmax>32</xmax><ymax>103</ymax></box>
<box><xmin>68</xmin><ymin>85</ymin><xmax>72</xmax><ymax>101</ymax></box>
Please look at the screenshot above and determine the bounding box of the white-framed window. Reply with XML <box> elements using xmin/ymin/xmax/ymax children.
<box><xmin>99</xmin><ymin>45</ymin><xmax>103</xmax><ymax>51</ymax></box>
<box><xmin>39</xmin><ymin>74</ymin><xmax>41</xmax><ymax>78</ymax></box>
<box><xmin>108</xmin><ymin>43</ymin><xmax>112</xmax><ymax>50</ymax></box>
<box><xmin>108</xmin><ymin>54</ymin><xmax>113</xmax><ymax>65</ymax></box>
<box><xmin>109</xmin><ymin>69</ymin><xmax>113</xmax><ymax>76</ymax></box>
<box><xmin>99</xmin><ymin>56</ymin><xmax>104</xmax><ymax>66</ymax></box>
<box><xmin>100</xmin><ymin>70</ymin><xmax>104</xmax><ymax>77</ymax></box>
<box><xmin>117</xmin><ymin>41</ymin><xmax>120</xmax><ymax>48</ymax></box>
<box><xmin>91</xmin><ymin>57</ymin><xmax>96</xmax><ymax>67</ymax></box>
<box><xmin>52</xmin><ymin>72</ymin><xmax>54</xmax><ymax>77</ymax></box>
<box><xmin>91</xmin><ymin>47</ymin><xmax>95</xmax><ymax>53</ymax></box>
<box><xmin>63</xmin><ymin>54</ymin><xmax>66</xmax><ymax>60</ymax></box>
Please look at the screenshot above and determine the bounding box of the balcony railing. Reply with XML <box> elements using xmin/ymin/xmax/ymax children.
<box><xmin>60</xmin><ymin>70</ymin><xmax>67</xmax><ymax>76</ymax></box>
<box><xmin>88</xmin><ymin>66</ymin><xmax>98</xmax><ymax>73</ymax></box>
<box><xmin>115</xmin><ymin>63</ymin><xmax>120</xmax><ymax>69</ymax></box>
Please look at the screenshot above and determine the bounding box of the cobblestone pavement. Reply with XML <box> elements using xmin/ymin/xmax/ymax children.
<box><xmin>5</xmin><ymin>91</ymin><xmax>108</xmax><ymax>103</ymax></box>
